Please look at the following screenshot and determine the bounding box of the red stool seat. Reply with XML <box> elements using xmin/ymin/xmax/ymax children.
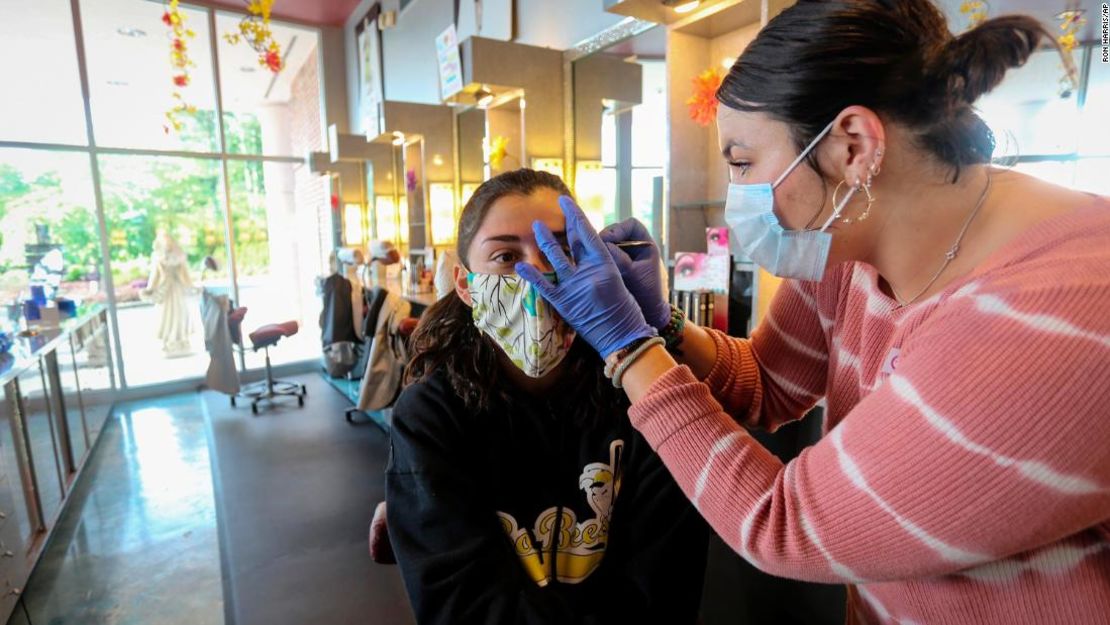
<box><xmin>398</xmin><ymin>317</ymin><xmax>419</xmax><ymax>338</ymax></box>
<box><xmin>249</xmin><ymin>321</ymin><xmax>299</xmax><ymax>350</ymax></box>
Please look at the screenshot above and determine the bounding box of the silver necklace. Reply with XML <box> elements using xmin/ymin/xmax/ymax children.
<box><xmin>890</xmin><ymin>171</ymin><xmax>992</xmax><ymax>308</ymax></box>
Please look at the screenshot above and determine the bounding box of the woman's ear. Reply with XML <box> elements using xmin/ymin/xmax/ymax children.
<box><xmin>454</xmin><ymin>264</ymin><xmax>473</xmax><ymax>306</ymax></box>
<box><xmin>827</xmin><ymin>105</ymin><xmax>886</xmax><ymax>186</ymax></box>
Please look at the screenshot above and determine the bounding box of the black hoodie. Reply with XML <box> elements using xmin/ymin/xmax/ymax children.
<box><xmin>386</xmin><ymin>367</ymin><xmax>709</xmax><ymax>625</ymax></box>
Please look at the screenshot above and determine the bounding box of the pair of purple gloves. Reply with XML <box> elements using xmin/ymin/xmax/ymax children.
<box><xmin>515</xmin><ymin>196</ymin><xmax>671</xmax><ymax>360</ymax></box>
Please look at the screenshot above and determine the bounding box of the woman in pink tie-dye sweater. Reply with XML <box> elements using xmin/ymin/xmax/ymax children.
<box><xmin>514</xmin><ymin>1</ymin><xmax>1110</xmax><ymax>623</ymax></box>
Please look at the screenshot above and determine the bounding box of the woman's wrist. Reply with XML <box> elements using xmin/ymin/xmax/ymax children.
<box><xmin>605</xmin><ymin>336</ymin><xmax>666</xmax><ymax>387</ymax></box>
<box><xmin>620</xmin><ymin>344</ymin><xmax>677</xmax><ymax>403</ymax></box>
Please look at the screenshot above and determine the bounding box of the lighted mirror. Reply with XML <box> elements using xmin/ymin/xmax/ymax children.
<box><xmin>485</xmin><ymin>91</ymin><xmax>526</xmax><ymax>177</ymax></box>
<box><xmin>457</xmin><ymin>106</ymin><xmax>487</xmax><ymax>203</ymax></box>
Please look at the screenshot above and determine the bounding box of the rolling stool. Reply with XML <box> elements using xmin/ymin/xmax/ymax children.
<box><xmin>232</xmin><ymin>320</ymin><xmax>307</xmax><ymax>414</ymax></box>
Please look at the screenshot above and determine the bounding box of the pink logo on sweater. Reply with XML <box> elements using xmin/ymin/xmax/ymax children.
<box><xmin>881</xmin><ymin>348</ymin><xmax>901</xmax><ymax>376</ymax></box>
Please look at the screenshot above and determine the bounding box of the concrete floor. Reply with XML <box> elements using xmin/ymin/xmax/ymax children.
<box><xmin>14</xmin><ymin>374</ymin><xmax>414</xmax><ymax>625</ymax></box>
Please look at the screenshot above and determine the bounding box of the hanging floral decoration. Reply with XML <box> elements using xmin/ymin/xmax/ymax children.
<box><xmin>224</xmin><ymin>0</ymin><xmax>283</xmax><ymax>73</ymax></box>
<box><xmin>1056</xmin><ymin>8</ymin><xmax>1085</xmax><ymax>97</ymax></box>
<box><xmin>686</xmin><ymin>67</ymin><xmax>724</xmax><ymax>127</ymax></box>
<box><xmin>487</xmin><ymin>136</ymin><xmax>510</xmax><ymax>170</ymax></box>
<box><xmin>958</xmin><ymin>1</ymin><xmax>989</xmax><ymax>31</ymax></box>
<box><xmin>163</xmin><ymin>0</ymin><xmax>197</xmax><ymax>134</ymax></box>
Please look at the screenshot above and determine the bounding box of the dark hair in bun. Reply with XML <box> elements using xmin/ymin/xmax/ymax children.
<box><xmin>717</xmin><ymin>0</ymin><xmax>1055</xmax><ymax>181</ymax></box>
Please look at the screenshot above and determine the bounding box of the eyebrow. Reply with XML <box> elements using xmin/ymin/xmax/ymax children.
<box><xmin>482</xmin><ymin>230</ymin><xmax>568</xmax><ymax>245</ymax></box>
<box><xmin>720</xmin><ymin>140</ymin><xmax>750</xmax><ymax>157</ymax></box>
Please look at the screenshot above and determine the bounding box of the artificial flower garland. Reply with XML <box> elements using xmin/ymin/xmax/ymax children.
<box><xmin>224</xmin><ymin>0</ymin><xmax>284</xmax><ymax>73</ymax></box>
<box><xmin>162</xmin><ymin>0</ymin><xmax>197</xmax><ymax>133</ymax></box>
<box><xmin>958</xmin><ymin>1</ymin><xmax>989</xmax><ymax>30</ymax></box>
<box><xmin>1056</xmin><ymin>8</ymin><xmax>1085</xmax><ymax>96</ymax></box>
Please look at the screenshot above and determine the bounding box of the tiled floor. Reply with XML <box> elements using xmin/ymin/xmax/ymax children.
<box><xmin>20</xmin><ymin>394</ymin><xmax>224</xmax><ymax>625</ymax></box>
<box><xmin>15</xmin><ymin>374</ymin><xmax>414</xmax><ymax>625</ymax></box>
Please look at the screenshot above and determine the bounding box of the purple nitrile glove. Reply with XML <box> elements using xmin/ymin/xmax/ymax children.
<box><xmin>515</xmin><ymin>196</ymin><xmax>656</xmax><ymax>360</ymax></box>
<box><xmin>599</xmin><ymin>218</ymin><xmax>670</xmax><ymax>330</ymax></box>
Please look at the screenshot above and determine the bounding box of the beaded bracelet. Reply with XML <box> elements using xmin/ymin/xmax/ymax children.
<box><xmin>603</xmin><ymin>337</ymin><xmax>648</xmax><ymax>379</ymax></box>
<box><xmin>659</xmin><ymin>304</ymin><xmax>686</xmax><ymax>354</ymax></box>
<box><xmin>611</xmin><ymin>337</ymin><xmax>666</xmax><ymax>389</ymax></box>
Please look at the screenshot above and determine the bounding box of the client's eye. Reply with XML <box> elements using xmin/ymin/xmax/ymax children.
<box><xmin>491</xmin><ymin>251</ymin><xmax>519</xmax><ymax>264</ymax></box>
<box><xmin>728</xmin><ymin>161</ymin><xmax>751</xmax><ymax>176</ymax></box>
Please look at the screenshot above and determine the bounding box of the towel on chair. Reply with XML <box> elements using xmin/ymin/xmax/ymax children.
<box><xmin>357</xmin><ymin>289</ymin><xmax>411</xmax><ymax>411</ymax></box>
<box><xmin>201</xmin><ymin>290</ymin><xmax>240</xmax><ymax>395</ymax></box>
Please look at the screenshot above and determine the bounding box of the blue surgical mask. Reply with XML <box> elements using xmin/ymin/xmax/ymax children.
<box><xmin>725</xmin><ymin>120</ymin><xmax>855</xmax><ymax>282</ymax></box>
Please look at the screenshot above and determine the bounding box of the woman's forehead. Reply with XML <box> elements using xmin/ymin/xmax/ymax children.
<box><xmin>480</xmin><ymin>189</ymin><xmax>564</xmax><ymax>235</ymax></box>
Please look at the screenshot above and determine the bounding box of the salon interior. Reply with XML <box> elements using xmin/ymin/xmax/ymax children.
<box><xmin>0</xmin><ymin>0</ymin><xmax>1104</xmax><ymax>622</ymax></box>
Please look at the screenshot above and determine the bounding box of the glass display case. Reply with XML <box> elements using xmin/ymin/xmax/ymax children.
<box><xmin>0</xmin><ymin>307</ymin><xmax>116</xmax><ymax>622</ymax></box>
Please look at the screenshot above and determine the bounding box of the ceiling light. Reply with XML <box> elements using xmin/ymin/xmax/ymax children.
<box><xmin>721</xmin><ymin>56</ymin><xmax>736</xmax><ymax>69</ymax></box>
<box><xmin>391</xmin><ymin>131</ymin><xmax>405</xmax><ymax>146</ymax></box>
<box><xmin>671</xmin><ymin>1</ymin><xmax>700</xmax><ymax>14</ymax></box>
<box><xmin>116</xmin><ymin>27</ymin><xmax>147</xmax><ymax>38</ymax></box>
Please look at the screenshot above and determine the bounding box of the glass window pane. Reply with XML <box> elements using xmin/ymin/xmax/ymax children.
<box><xmin>632</xmin><ymin>61</ymin><xmax>667</xmax><ymax>168</ymax></box>
<box><xmin>1075</xmin><ymin>159</ymin><xmax>1110</xmax><ymax>196</ymax></box>
<box><xmin>81</xmin><ymin>0</ymin><xmax>218</xmax><ymax>152</ymax></box>
<box><xmin>601</xmin><ymin>112</ymin><xmax>617</xmax><ymax>167</ymax></box>
<box><xmin>575</xmin><ymin>163</ymin><xmax>616</xmax><ymax>230</ymax></box>
<box><xmin>1011</xmin><ymin>161</ymin><xmax>1076</xmax><ymax>188</ymax></box>
<box><xmin>0</xmin><ymin>148</ymin><xmax>105</xmax><ymax>309</ymax></box>
<box><xmin>1079</xmin><ymin>54</ymin><xmax>1109</xmax><ymax>156</ymax></box>
<box><xmin>216</xmin><ymin>13</ymin><xmax>322</xmax><ymax>157</ymax></box>
<box><xmin>226</xmin><ymin>160</ymin><xmax>325</xmax><ymax>369</ymax></box>
<box><xmin>977</xmin><ymin>49</ymin><xmax>1080</xmax><ymax>157</ymax></box>
<box><xmin>99</xmin><ymin>154</ymin><xmax>228</xmax><ymax>387</ymax></box>
<box><xmin>0</xmin><ymin>0</ymin><xmax>88</xmax><ymax>144</ymax></box>
<box><xmin>631</xmin><ymin>168</ymin><xmax>663</xmax><ymax>241</ymax></box>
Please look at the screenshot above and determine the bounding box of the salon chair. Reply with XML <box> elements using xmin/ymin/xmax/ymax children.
<box><xmin>233</xmin><ymin>320</ymin><xmax>308</xmax><ymax>414</ymax></box>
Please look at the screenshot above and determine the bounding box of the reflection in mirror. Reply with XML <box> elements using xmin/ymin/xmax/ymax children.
<box><xmin>403</xmin><ymin>137</ymin><xmax>426</xmax><ymax>251</ymax></box>
<box><xmin>572</xmin><ymin>26</ymin><xmax>667</xmax><ymax>236</ymax></box>
<box><xmin>366</xmin><ymin>138</ymin><xmax>402</xmax><ymax>250</ymax></box>
<box><xmin>457</xmin><ymin>106</ymin><xmax>486</xmax><ymax>205</ymax></box>
<box><xmin>486</xmin><ymin>92</ymin><xmax>526</xmax><ymax>177</ymax></box>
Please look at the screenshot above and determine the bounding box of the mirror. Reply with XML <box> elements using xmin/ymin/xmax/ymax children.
<box><xmin>366</xmin><ymin>135</ymin><xmax>404</xmax><ymax>253</ymax></box>
<box><xmin>571</xmin><ymin>26</ymin><xmax>667</xmax><ymax>238</ymax></box>
<box><xmin>485</xmin><ymin>90</ymin><xmax>526</xmax><ymax>176</ymax></box>
<box><xmin>457</xmin><ymin>105</ymin><xmax>486</xmax><ymax>205</ymax></box>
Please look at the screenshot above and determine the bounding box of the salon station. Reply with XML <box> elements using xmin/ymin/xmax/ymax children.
<box><xmin>0</xmin><ymin>0</ymin><xmax>1104</xmax><ymax>623</ymax></box>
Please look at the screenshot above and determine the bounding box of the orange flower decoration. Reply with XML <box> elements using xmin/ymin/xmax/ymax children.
<box><xmin>686</xmin><ymin>67</ymin><xmax>725</xmax><ymax>127</ymax></box>
<box><xmin>224</xmin><ymin>1</ymin><xmax>284</xmax><ymax>75</ymax></box>
<box><xmin>163</xmin><ymin>0</ymin><xmax>197</xmax><ymax>134</ymax></box>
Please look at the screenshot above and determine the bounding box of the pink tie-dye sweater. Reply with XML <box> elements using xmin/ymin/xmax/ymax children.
<box><xmin>631</xmin><ymin>203</ymin><xmax>1110</xmax><ymax>624</ymax></box>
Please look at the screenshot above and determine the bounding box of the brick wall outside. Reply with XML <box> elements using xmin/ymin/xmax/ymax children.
<box><xmin>288</xmin><ymin>47</ymin><xmax>330</xmax><ymax>274</ymax></box>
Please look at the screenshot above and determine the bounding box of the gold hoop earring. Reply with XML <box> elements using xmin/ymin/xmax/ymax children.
<box><xmin>832</xmin><ymin>179</ymin><xmax>876</xmax><ymax>224</ymax></box>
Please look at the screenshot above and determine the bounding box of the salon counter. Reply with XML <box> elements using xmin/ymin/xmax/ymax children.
<box><xmin>381</xmin><ymin>277</ymin><xmax>438</xmax><ymax>311</ymax></box>
<box><xmin>0</xmin><ymin>306</ymin><xmax>116</xmax><ymax>622</ymax></box>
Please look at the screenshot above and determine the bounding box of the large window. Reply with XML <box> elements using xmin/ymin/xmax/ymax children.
<box><xmin>0</xmin><ymin>148</ymin><xmax>103</xmax><ymax>307</ymax></box>
<box><xmin>0</xmin><ymin>0</ymin><xmax>329</xmax><ymax>390</ymax></box>
<box><xmin>99</xmin><ymin>155</ymin><xmax>229</xmax><ymax>387</ymax></box>
<box><xmin>0</xmin><ymin>0</ymin><xmax>88</xmax><ymax>145</ymax></box>
<box><xmin>977</xmin><ymin>45</ymin><xmax>1107</xmax><ymax>193</ymax></box>
<box><xmin>82</xmin><ymin>0</ymin><xmax>219</xmax><ymax>152</ymax></box>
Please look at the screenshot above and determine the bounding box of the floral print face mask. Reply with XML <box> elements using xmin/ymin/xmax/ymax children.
<box><xmin>467</xmin><ymin>272</ymin><xmax>576</xmax><ymax>378</ymax></box>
